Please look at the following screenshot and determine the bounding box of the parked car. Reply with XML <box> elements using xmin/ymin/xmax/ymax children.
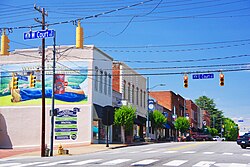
<box><xmin>193</xmin><ymin>134</ymin><xmax>213</xmax><ymax>141</ymax></box>
<box><xmin>237</xmin><ymin>132</ymin><xmax>250</xmax><ymax>149</ymax></box>
<box><xmin>213</xmin><ymin>136</ymin><xmax>225</xmax><ymax>141</ymax></box>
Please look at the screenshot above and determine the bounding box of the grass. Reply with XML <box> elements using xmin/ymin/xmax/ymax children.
<box><xmin>0</xmin><ymin>95</ymin><xmax>88</xmax><ymax>106</ymax></box>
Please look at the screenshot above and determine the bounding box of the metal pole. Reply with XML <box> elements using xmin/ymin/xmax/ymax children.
<box><xmin>50</xmin><ymin>31</ymin><xmax>56</xmax><ymax>156</ymax></box>
<box><xmin>146</xmin><ymin>77</ymin><xmax>149</xmax><ymax>139</ymax></box>
<box><xmin>106</xmin><ymin>126</ymin><xmax>109</xmax><ymax>147</ymax></box>
<box><xmin>41</xmin><ymin>8</ymin><xmax>46</xmax><ymax>157</ymax></box>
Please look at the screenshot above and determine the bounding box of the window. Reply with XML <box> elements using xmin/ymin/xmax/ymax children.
<box><xmin>99</xmin><ymin>70</ymin><xmax>103</xmax><ymax>93</ymax></box>
<box><xmin>143</xmin><ymin>91</ymin><xmax>146</xmax><ymax>108</ymax></box>
<box><xmin>108</xmin><ymin>74</ymin><xmax>111</xmax><ymax>96</ymax></box>
<box><xmin>128</xmin><ymin>83</ymin><xmax>131</xmax><ymax>102</ymax></box>
<box><xmin>104</xmin><ymin>72</ymin><xmax>107</xmax><ymax>95</ymax></box>
<box><xmin>123</xmin><ymin>80</ymin><xmax>126</xmax><ymax>99</ymax></box>
<box><xmin>132</xmin><ymin>85</ymin><xmax>135</xmax><ymax>104</ymax></box>
<box><xmin>136</xmin><ymin>87</ymin><xmax>139</xmax><ymax>105</ymax></box>
<box><xmin>140</xmin><ymin>89</ymin><xmax>143</xmax><ymax>107</ymax></box>
<box><xmin>94</xmin><ymin>66</ymin><xmax>98</xmax><ymax>91</ymax></box>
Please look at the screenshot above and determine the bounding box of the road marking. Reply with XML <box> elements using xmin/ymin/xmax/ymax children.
<box><xmin>214</xmin><ymin>163</ymin><xmax>249</xmax><ymax>167</ymax></box>
<box><xmin>67</xmin><ymin>159</ymin><xmax>102</xmax><ymax>165</ymax></box>
<box><xmin>203</xmin><ymin>152</ymin><xmax>215</xmax><ymax>154</ymax></box>
<box><xmin>243</xmin><ymin>154</ymin><xmax>250</xmax><ymax>157</ymax></box>
<box><xmin>182</xmin><ymin>151</ymin><xmax>196</xmax><ymax>154</ymax></box>
<box><xmin>193</xmin><ymin>161</ymin><xmax>216</xmax><ymax>167</ymax></box>
<box><xmin>222</xmin><ymin>153</ymin><xmax>233</xmax><ymax>155</ymax></box>
<box><xmin>145</xmin><ymin>150</ymin><xmax>158</xmax><ymax>153</ymax></box>
<box><xmin>128</xmin><ymin>151</ymin><xmax>140</xmax><ymax>153</ymax></box>
<box><xmin>131</xmin><ymin>159</ymin><xmax>159</xmax><ymax>166</ymax></box>
<box><xmin>163</xmin><ymin>160</ymin><xmax>188</xmax><ymax>166</ymax></box>
<box><xmin>0</xmin><ymin>163</ymin><xmax>21</xmax><ymax>167</ymax></box>
<box><xmin>11</xmin><ymin>162</ymin><xmax>46</xmax><ymax>167</ymax></box>
<box><xmin>141</xmin><ymin>148</ymin><xmax>153</xmax><ymax>151</ymax></box>
<box><xmin>100</xmin><ymin>159</ymin><xmax>131</xmax><ymax>165</ymax></box>
<box><xmin>164</xmin><ymin>150</ymin><xmax>178</xmax><ymax>154</ymax></box>
<box><xmin>168</xmin><ymin>143</ymin><xmax>202</xmax><ymax>151</ymax></box>
<box><xmin>38</xmin><ymin>160</ymin><xmax>75</xmax><ymax>166</ymax></box>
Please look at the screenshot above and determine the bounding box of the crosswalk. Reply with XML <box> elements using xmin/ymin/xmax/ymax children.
<box><xmin>1</xmin><ymin>159</ymin><xmax>250</xmax><ymax>167</ymax></box>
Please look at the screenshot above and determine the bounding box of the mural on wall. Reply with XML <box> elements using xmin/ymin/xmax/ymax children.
<box><xmin>0</xmin><ymin>61</ymin><xmax>88</xmax><ymax>106</ymax></box>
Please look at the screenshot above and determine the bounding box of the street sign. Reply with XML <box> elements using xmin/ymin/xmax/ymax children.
<box><xmin>192</xmin><ymin>73</ymin><xmax>214</xmax><ymax>80</ymax></box>
<box><xmin>17</xmin><ymin>75</ymin><xmax>28</xmax><ymax>81</ymax></box>
<box><xmin>24</xmin><ymin>29</ymin><xmax>55</xmax><ymax>40</ymax></box>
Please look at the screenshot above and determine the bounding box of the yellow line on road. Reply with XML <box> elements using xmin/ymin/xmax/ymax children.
<box><xmin>168</xmin><ymin>142</ymin><xmax>204</xmax><ymax>151</ymax></box>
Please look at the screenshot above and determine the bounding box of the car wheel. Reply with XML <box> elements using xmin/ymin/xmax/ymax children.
<box><xmin>241</xmin><ymin>145</ymin><xmax>247</xmax><ymax>149</ymax></box>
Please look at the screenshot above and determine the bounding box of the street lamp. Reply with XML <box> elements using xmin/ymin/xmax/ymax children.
<box><xmin>146</xmin><ymin>77</ymin><xmax>166</xmax><ymax>141</ymax></box>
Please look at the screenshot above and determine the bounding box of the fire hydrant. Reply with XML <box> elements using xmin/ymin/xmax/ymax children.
<box><xmin>58</xmin><ymin>144</ymin><xmax>64</xmax><ymax>155</ymax></box>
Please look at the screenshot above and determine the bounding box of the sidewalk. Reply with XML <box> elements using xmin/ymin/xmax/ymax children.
<box><xmin>0</xmin><ymin>142</ymin><xmax>151</xmax><ymax>159</ymax></box>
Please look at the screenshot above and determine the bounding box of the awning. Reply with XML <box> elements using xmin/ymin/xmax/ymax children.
<box><xmin>134</xmin><ymin>118</ymin><xmax>143</xmax><ymax>125</ymax></box>
<box><xmin>93</xmin><ymin>103</ymin><xmax>104</xmax><ymax>120</ymax></box>
<box><xmin>163</xmin><ymin>123</ymin><xmax>171</xmax><ymax>129</ymax></box>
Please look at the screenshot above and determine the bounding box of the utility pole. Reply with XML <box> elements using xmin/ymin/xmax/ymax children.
<box><xmin>34</xmin><ymin>5</ymin><xmax>48</xmax><ymax>157</ymax></box>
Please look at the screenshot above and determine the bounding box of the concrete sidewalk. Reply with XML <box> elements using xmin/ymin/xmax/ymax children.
<box><xmin>0</xmin><ymin>142</ymin><xmax>150</xmax><ymax>159</ymax></box>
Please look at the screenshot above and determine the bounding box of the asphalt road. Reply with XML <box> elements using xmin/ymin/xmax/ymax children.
<box><xmin>1</xmin><ymin>141</ymin><xmax>250</xmax><ymax>167</ymax></box>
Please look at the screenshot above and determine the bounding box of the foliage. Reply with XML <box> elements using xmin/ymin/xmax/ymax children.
<box><xmin>207</xmin><ymin>127</ymin><xmax>218</xmax><ymax>136</ymax></box>
<box><xmin>114</xmin><ymin>105</ymin><xmax>136</xmax><ymax>130</ymax></box>
<box><xmin>150</xmin><ymin>110</ymin><xmax>167</xmax><ymax>128</ymax></box>
<box><xmin>223</xmin><ymin>118</ymin><xmax>239</xmax><ymax>141</ymax></box>
<box><xmin>174</xmin><ymin>117</ymin><xmax>190</xmax><ymax>134</ymax></box>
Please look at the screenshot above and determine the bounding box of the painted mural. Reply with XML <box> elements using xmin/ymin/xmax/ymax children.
<box><xmin>0</xmin><ymin>61</ymin><xmax>88</xmax><ymax>106</ymax></box>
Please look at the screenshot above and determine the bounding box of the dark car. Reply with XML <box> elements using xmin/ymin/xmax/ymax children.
<box><xmin>193</xmin><ymin>134</ymin><xmax>213</xmax><ymax>141</ymax></box>
<box><xmin>237</xmin><ymin>133</ymin><xmax>250</xmax><ymax>149</ymax></box>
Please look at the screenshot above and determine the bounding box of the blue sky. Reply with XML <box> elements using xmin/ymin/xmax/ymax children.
<box><xmin>1</xmin><ymin>0</ymin><xmax>250</xmax><ymax>120</ymax></box>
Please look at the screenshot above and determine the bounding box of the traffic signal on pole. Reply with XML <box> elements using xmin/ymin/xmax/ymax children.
<box><xmin>184</xmin><ymin>75</ymin><xmax>188</xmax><ymax>88</ymax></box>
<box><xmin>220</xmin><ymin>73</ymin><xmax>224</xmax><ymax>86</ymax></box>
<box><xmin>1</xmin><ymin>31</ymin><xmax>10</xmax><ymax>56</ymax></box>
<box><xmin>12</xmin><ymin>74</ymin><xmax>18</xmax><ymax>89</ymax></box>
<box><xmin>76</xmin><ymin>21</ymin><xmax>83</xmax><ymax>49</ymax></box>
<box><xmin>30</xmin><ymin>73</ymin><xmax>36</xmax><ymax>88</ymax></box>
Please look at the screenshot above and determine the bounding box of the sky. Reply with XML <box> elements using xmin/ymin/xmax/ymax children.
<box><xmin>1</xmin><ymin>0</ymin><xmax>250</xmax><ymax>121</ymax></box>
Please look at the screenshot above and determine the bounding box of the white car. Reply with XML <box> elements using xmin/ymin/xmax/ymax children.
<box><xmin>213</xmin><ymin>136</ymin><xmax>225</xmax><ymax>141</ymax></box>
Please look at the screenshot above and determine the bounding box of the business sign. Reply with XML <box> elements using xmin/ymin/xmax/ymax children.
<box><xmin>192</xmin><ymin>73</ymin><xmax>214</xmax><ymax>80</ymax></box>
<box><xmin>24</xmin><ymin>29</ymin><xmax>55</xmax><ymax>40</ymax></box>
<box><xmin>55</xmin><ymin>107</ymin><xmax>80</xmax><ymax>140</ymax></box>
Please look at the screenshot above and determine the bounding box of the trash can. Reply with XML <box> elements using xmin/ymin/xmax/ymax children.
<box><xmin>45</xmin><ymin>148</ymin><xmax>50</xmax><ymax>157</ymax></box>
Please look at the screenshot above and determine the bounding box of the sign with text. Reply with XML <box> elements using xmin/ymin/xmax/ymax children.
<box><xmin>24</xmin><ymin>29</ymin><xmax>55</xmax><ymax>40</ymax></box>
<box><xmin>192</xmin><ymin>73</ymin><xmax>214</xmax><ymax>80</ymax></box>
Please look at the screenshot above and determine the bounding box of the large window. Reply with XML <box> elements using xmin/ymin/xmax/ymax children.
<box><xmin>104</xmin><ymin>72</ymin><xmax>107</xmax><ymax>95</ymax></box>
<box><xmin>99</xmin><ymin>70</ymin><xmax>103</xmax><ymax>93</ymax></box>
<box><xmin>123</xmin><ymin>80</ymin><xmax>126</xmax><ymax>99</ymax></box>
<box><xmin>128</xmin><ymin>83</ymin><xmax>131</xmax><ymax>102</ymax></box>
<box><xmin>140</xmin><ymin>89</ymin><xmax>143</xmax><ymax>107</ymax></box>
<box><xmin>108</xmin><ymin>74</ymin><xmax>111</xmax><ymax>96</ymax></box>
<box><xmin>144</xmin><ymin>91</ymin><xmax>146</xmax><ymax>108</ymax></box>
<box><xmin>94</xmin><ymin>66</ymin><xmax>98</xmax><ymax>91</ymax></box>
<box><xmin>132</xmin><ymin>85</ymin><xmax>135</xmax><ymax>104</ymax></box>
<box><xmin>136</xmin><ymin>87</ymin><xmax>139</xmax><ymax>105</ymax></box>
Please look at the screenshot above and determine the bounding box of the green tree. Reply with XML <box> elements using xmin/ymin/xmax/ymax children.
<box><xmin>174</xmin><ymin>117</ymin><xmax>190</xmax><ymax>135</ymax></box>
<box><xmin>207</xmin><ymin>127</ymin><xmax>218</xmax><ymax>136</ymax></box>
<box><xmin>114</xmin><ymin>105</ymin><xmax>136</xmax><ymax>144</ymax></box>
<box><xmin>150</xmin><ymin>110</ymin><xmax>167</xmax><ymax>140</ymax></box>
<box><xmin>224</xmin><ymin>118</ymin><xmax>239</xmax><ymax>141</ymax></box>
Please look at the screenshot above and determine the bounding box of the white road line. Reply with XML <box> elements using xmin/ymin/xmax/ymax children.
<box><xmin>128</xmin><ymin>151</ymin><xmax>140</xmax><ymax>153</ymax></box>
<box><xmin>38</xmin><ymin>160</ymin><xmax>75</xmax><ymax>166</ymax></box>
<box><xmin>141</xmin><ymin>148</ymin><xmax>153</xmax><ymax>151</ymax></box>
<box><xmin>193</xmin><ymin>161</ymin><xmax>216</xmax><ymax>167</ymax></box>
<box><xmin>183</xmin><ymin>151</ymin><xmax>196</xmax><ymax>154</ymax></box>
<box><xmin>66</xmin><ymin>159</ymin><xmax>102</xmax><ymax>165</ymax></box>
<box><xmin>145</xmin><ymin>150</ymin><xmax>158</xmax><ymax>154</ymax></box>
<box><xmin>222</xmin><ymin>153</ymin><xmax>233</xmax><ymax>155</ymax></box>
<box><xmin>214</xmin><ymin>163</ymin><xmax>248</xmax><ymax>167</ymax></box>
<box><xmin>0</xmin><ymin>163</ymin><xmax>21</xmax><ymax>167</ymax></box>
<box><xmin>131</xmin><ymin>159</ymin><xmax>159</xmax><ymax>166</ymax></box>
<box><xmin>163</xmin><ymin>160</ymin><xmax>188</xmax><ymax>166</ymax></box>
<box><xmin>243</xmin><ymin>154</ymin><xmax>250</xmax><ymax>157</ymax></box>
<box><xmin>100</xmin><ymin>159</ymin><xmax>131</xmax><ymax>166</ymax></box>
<box><xmin>163</xmin><ymin>150</ymin><xmax>178</xmax><ymax>154</ymax></box>
<box><xmin>203</xmin><ymin>152</ymin><xmax>215</xmax><ymax>154</ymax></box>
<box><xmin>12</xmin><ymin>162</ymin><xmax>46</xmax><ymax>167</ymax></box>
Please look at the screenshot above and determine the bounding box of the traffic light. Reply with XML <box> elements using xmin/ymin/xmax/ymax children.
<box><xmin>76</xmin><ymin>21</ymin><xmax>83</xmax><ymax>49</ymax></box>
<box><xmin>220</xmin><ymin>73</ymin><xmax>224</xmax><ymax>86</ymax></box>
<box><xmin>12</xmin><ymin>74</ymin><xmax>18</xmax><ymax>89</ymax></box>
<box><xmin>30</xmin><ymin>73</ymin><xmax>36</xmax><ymax>88</ymax></box>
<box><xmin>1</xmin><ymin>31</ymin><xmax>10</xmax><ymax>55</ymax></box>
<box><xmin>184</xmin><ymin>75</ymin><xmax>188</xmax><ymax>88</ymax></box>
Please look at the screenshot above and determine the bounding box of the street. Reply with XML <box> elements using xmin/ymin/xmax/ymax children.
<box><xmin>1</xmin><ymin>142</ymin><xmax>250</xmax><ymax>167</ymax></box>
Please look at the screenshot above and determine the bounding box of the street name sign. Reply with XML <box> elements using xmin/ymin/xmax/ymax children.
<box><xmin>192</xmin><ymin>73</ymin><xmax>214</xmax><ymax>80</ymax></box>
<box><xmin>24</xmin><ymin>29</ymin><xmax>55</xmax><ymax>40</ymax></box>
<box><xmin>17</xmin><ymin>75</ymin><xmax>28</xmax><ymax>81</ymax></box>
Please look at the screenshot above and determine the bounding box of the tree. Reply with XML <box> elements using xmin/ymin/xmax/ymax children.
<box><xmin>207</xmin><ymin>127</ymin><xmax>218</xmax><ymax>136</ymax></box>
<box><xmin>174</xmin><ymin>117</ymin><xmax>190</xmax><ymax>135</ymax></box>
<box><xmin>150</xmin><ymin>110</ymin><xmax>167</xmax><ymax>140</ymax></box>
<box><xmin>114</xmin><ymin>105</ymin><xmax>136</xmax><ymax>144</ymax></box>
<box><xmin>224</xmin><ymin>118</ymin><xmax>239</xmax><ymax>141</ymax></box>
